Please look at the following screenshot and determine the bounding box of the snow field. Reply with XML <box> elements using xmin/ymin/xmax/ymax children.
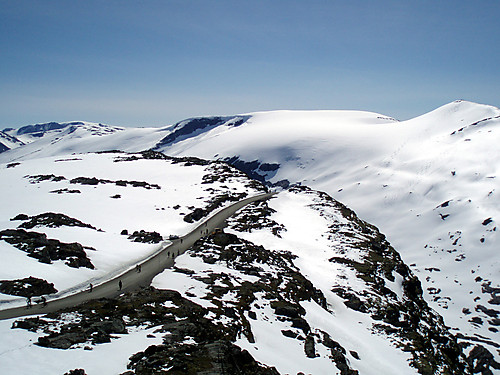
<box><xmin>0</xmin><ymin>316</ymin><xmax>163</xmax><ymax>375</ymax></box>
<box><xmin>0</xmin><ymin>152</ymin><xmax>260</xmax><ymax>306</ymax></box>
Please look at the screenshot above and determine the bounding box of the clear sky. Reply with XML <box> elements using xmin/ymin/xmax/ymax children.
<box><xmin>1</xmin><ymin>0</ymin><xmax>499</xmax><ymax>128</ymax></box>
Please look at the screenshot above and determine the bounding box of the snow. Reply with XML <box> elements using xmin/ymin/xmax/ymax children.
<box><xmin>1</xmin><ymin>100</ymin><xmax>499</xmax><ymax>372</ymax></box>
<box><xmin>226</xmin><ymin>190</ymin><xmax>414</xmax><ymax>374</ymax></box>
<box><xmin>0</xmin><ymin>316</ymin><xmax>163</xmax><ymax>375</ymax></box>
<box><xmin>154</xmin><ymin>100</ymin><xmax>500</xmax><ymax>355</ymax></box>
<box><xmin>0</xmin><ymin>122</ymin><xmax>167</xmax><ymax>163</ymax></box>
<box><xmin>0</xmin><ymin>151</ymin><xmax>259</xmax><ymax>307</ymax></box>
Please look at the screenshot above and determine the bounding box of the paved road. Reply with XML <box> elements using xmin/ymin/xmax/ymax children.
<box><xmin>0</xmin><ymin>192</ymin><xmax>274</xmax><ymax>321</ymax></box>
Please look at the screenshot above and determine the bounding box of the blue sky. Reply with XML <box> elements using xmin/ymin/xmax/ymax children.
<box><xmin>1</xmin><ymin>1</ymin><xmax>499</xmax><ymax>128</ymax></box>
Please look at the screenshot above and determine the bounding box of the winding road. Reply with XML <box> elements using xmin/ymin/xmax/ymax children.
<box><xmin>0</xmin><ymin>192</ymin><xmax>274</xmax><ymax>321</ymax></box>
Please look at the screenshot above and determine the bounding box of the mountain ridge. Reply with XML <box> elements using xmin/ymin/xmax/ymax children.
<box><xmin>0</xmin><ymin>100</ymin><xmax>499</xmax><ymax>373</ymax></box>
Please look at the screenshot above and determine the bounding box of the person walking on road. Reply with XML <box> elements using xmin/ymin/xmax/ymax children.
<box><xmin>118</xmin><ymin>280</ymin><xmax>123</xmax><ymax>291</ymax></box>
<box><xmin>89</xmin><ymin>283</ymin><xmax>93</xmax><ymax>293</ymax></box>
<box><xmin>26</xmin><ymin>296</ymin><xmax>32</xmax><ymax>309</ymax></box>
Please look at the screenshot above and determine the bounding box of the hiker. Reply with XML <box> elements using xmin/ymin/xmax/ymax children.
<box><xmin>138</xmin><ymin>264</ymin><xmax>141</xmax><ymax>273</ymax></box>
<box><xmin>89</xmin><ymin>283</ymin><xmax>93</xmax><ymax>293</ymax></box>
<box><xmin>26</xmin><ymin>296</ymin><xmax>32</xmax><ymax>309</ymax></box>
<box><xmin>119</xmin><ymin>280</ymin><xmax>123</xmax><ymax>290</ymax></box>
<box><xmin>180</xmin><ymin>238</ymin><xmax>183</xmax><ymax>244</ymax></box>
<box><xmin>41</xmin><ymin>296</ymin><xmax>47</xmax><ymax>307</ymax></box>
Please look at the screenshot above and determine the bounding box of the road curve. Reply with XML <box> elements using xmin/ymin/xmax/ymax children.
<box><xmin>0</xmin><ymin>192</ymin><xmax>275</xmax><ymax>321</ymax></box>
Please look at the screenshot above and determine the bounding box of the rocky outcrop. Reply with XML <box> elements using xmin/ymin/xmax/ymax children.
<box><xmin>127</xmin><ymin>230</ymin><xmax>162</xmax><ymax>244</ymax></box>
<box><xmin>154</xmin><ymin>116</ymin><xmax>250</xmax><ymax>149</ymax></box>
<box><xmin>0</xmin><ymin>229</ymin><xmax>94</xmax><ymax>269</ymax></box>
<box><xmin>12</xmin><ymin>212</ymin><xmax>97</xmax><ymax>230</ymax></box>
<box><xmin>0</xmin><ymin>276</ymin><xmax>57</xmax><ymax>297</ymax></box>
<box><xmin>69</xmin><ymin>177</ymin><xmax>160</xmax><ymax>190</ymax></box>
<box><xmin>12</xmin><ymin>287</ymin><xmax>278</xmax><ymax>374</ymax></box>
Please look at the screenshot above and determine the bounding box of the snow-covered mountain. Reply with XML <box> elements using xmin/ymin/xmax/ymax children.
<box><xmin>0</xmin><ymin>151</ymin><xmax>468</xmax><ymax>374</ymax></box>
<box><xmin>0</xmin><ymin>100</ymin><xmax>499</xmax><ymax>374</ymax></box>
<box><xmin>151</xmin><ymin>100</ymin><xmax>500</xmax><ymax>364</ymax></box>
<box><xmin>0</xmin><ymin>121</ymin><xmax>166</xmax><ymax>161</ymax></box>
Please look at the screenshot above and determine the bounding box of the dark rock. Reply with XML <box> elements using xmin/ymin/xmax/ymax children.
<box><xmin>212</xmin><ymin>231</ymin><xmax>239</xmax><ymax>248</ymax></box>
<box><xmin>467</xmin><ymin>345</ymin><xmax>500</xmax><ymax>374</ymax></box>
<box><xmin>482</xmin><ymin>218</ymin><xmax>493</xmax><ymax>226</ymax></box>
<box><xmin>17</xmin><ymin>122</ymin><xmax>71</xmax><ymax>135</ymax></box>
<box><xmin>224</xmin><ymin>156</ymin><xmax>280</xmax><ymax>183</ymax></box>
<box><xmin>12</xmin><ymin>317</ymin><xmax>49</xmax><ymax>332</ymax></box>
<box><xmin>64</xmin><ymin>369</ymin><xmax>86</xmax><ymax>375</ymax></box>
<box><xmin>183</xmin><ymin>207</ymin><xmax>205</xmax><ymax>223</ymax></box>
<box><xmin>489</xmin><ymin>318</ymin><xmax>500</xmax><ymax>326</ymax></box>
<box><xmin>291</xmin><ymin>317</ymin><xmax>310</xmax><ymax>334</ymax></box>
<box><xmin>476</xmin><ymin>305</ymin><xmax>499</xmax><ymax>318</ymax></box>
<box><xmin>350</xmin><ymin>350</ymin><xmax>360</xmax><ymax>360</ymax></box>
<box><xmin>271</xmin><ymin>300</ymin><xmax>305</xmax><ymax>319</ymax></box>
<box><xmin>304</xmin><ymin>334</ymin><xmax>317</xmax><ymax>358</ymax></box>
<box><xmin>440</xmin><ymin>200</ymin><xmax>451</xmax><ymax>208</ymax></box>
<box><xmin>0</xmin><ymin>229</ymin><xmax>94</xmax><ymax>269</ymax></box>
<box><xmin>11</xmin><ymin>213</ymin><xmax>29</xmax><ymax>221</ymax></box>
<box><xmin>0</xmin><ymin>276</ymin><xmax>57</xmax><ymax>297</ymax></box>
<box><xmin>344</xmin><ymin>295</ymin><xmax>367</xmax><ymax>313</ymax></box>
<box><xmin>16</xmin><ymin>212</ymin><xmax>97</xmax><ymax>230</ymax></box>
<box><xmin>127</xmin><ymin>230</ymin><xmax>162</xmax><ymax>244</ymax></box>
<box><xmin>154</xmin><ymin>116</ymin><xmax>250</xmax><ymax>148</ymax></box>
<box><xmin>469</xmin><ymin>317</ymin><xmax>483</xmax><ymax>325</ymax></box>
<box><xmin>26</xmin><ymin>174</ymin><xmax>66</xmax><ymax>183</ymax></box>
<box><xmin>402</xmin><ymin>276</ymin><xmax>423</xmax><ymax>301</ymax></box>
<box><xmin>69</xmin><ymin>176</ymin><xmax>160</xmax><ymax>190</ymax></box>
<box><xmin>70</xmin><ymin>176</ymin><xmax>100</xmax><ymax>185</ymax></box>
<box><xmin>281</xmin><ymin>329</ymin><xmax>298</xmax><ymax>338</ymax></box>
<box><xmin>50</xmin><ymin>188</ymin><xmax>81</xmax><ymax>194</ymax></box>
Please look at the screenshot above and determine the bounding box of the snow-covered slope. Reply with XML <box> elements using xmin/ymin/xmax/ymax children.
<box><xmin>0</xmin><ymin>159</ymin><xmax>468</xmax><ymax>374</ymax></box>
<box><xmin>0</xmin><ymin>130</ymin><xmax>24</xmax><ymax>153</ymax></box>
<box><xmin>0</xmin><ymin>121</ymin><xmax>167</xmax><ymax>162</ymax></box>
<box><xmin>149</xmin><ymin>101</ymin><xmax>500</xmax><ymax>364</ymax></box>
<box><xmin>1</xmin><ymin>100</ymin><xmax>499</xmax><ymax>373</ymax></box>
<box><xmin>0</xmin><ymin>151</ymin><xmax>264</xmax><ymax>307</ymax></box>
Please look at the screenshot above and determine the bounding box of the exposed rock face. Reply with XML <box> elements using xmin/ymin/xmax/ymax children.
<box><xmin>227</xmin><ymin>199</ymin><xmax>285</xmax><ymax>237</ymax></box>
<box><xmin>12</xmin><ymin>212</ymin><xmax>97</xmax><ymax>230</ymax></box>
<box><xmin>26</xmin><ymin>174</ymin><xmax>66</xmax><ymax>183</ymax></box>
<box><xmin>69</xmin><ymin>177</ymin><xmax>161</xmax><ymax>190</ymax></box>
<box><xmin>63</xmin><ymin>369</ymin><xmax>86</xmax><ymax>375</ymax></box>
<box><xmin>154</xmin><ymin>116</ymin><xmax>250</xmax><ymax>149</ymax></box>
<box><xmin>0</xmin><ymin>276</ymin><xmax>57</xmax><ymax>297</ymax></box>
<box><xmin>127</xmin><ymin>230</ymin><xmax>163</xmax><ymax>244</ymax></box>
<box><xmin>466</xmin><ymin>345</ymin><xmax>500</xmax><ymax>374</ymax></box>
<box><xmin>16</xmin><ymin>122</ymin><xmax>74</xmax><ymax>135</ymax></box>
<box><xmin>12</xmin><ymin>287</ymin><xmax>278</xmax><ymax>374</ymax></box>
<box><xmin>227</xmin><ymin>185</ymin><xmax>469</xmax><ymax>374</ymax></box>
<box><xmin>24</xmin><ymin>173</ymin><xmax>161</xmax><ymax>190</ymax></box>
<box><xmin>0</xmin><ymin>229</ymin><xmax>94</xmax><ymax>269</ymax></box>
<box><xmin>129</xmin><ymin>340</ymin><xmax>279</xmax><ymax>375</ymax></box>
<box><xmin>224</xmin><ymin>156</ymin><xmax>280</xmax><ymax>183</ymax></box>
